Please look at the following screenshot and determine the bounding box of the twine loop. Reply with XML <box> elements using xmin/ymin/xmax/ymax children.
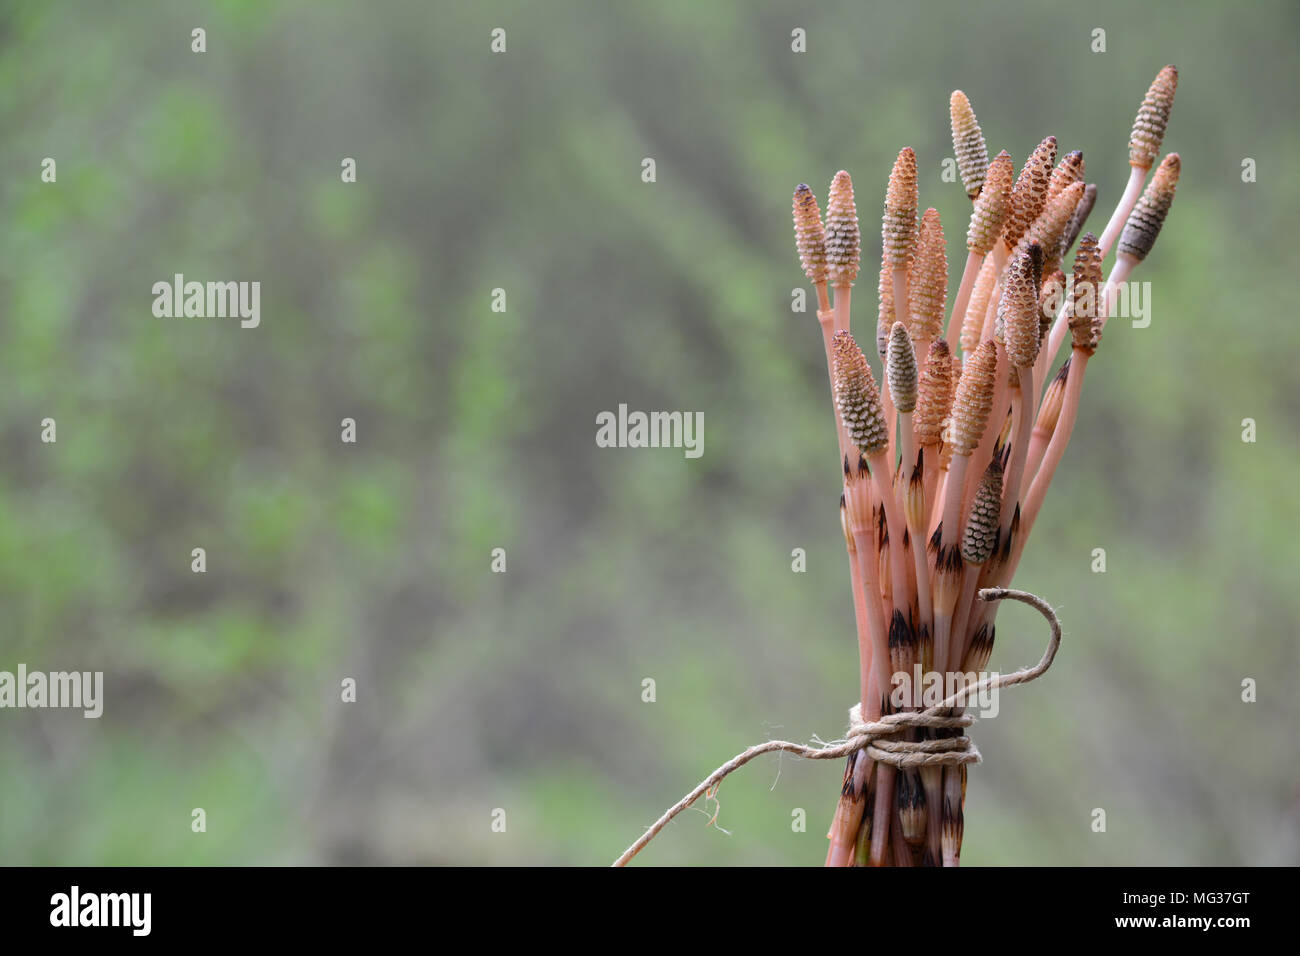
<box><xmin>846</xmin><ymin>704</ymin><xmax>980</xmax><ymax>769</ymax></box>
<box><xmin>611</xmin><ymin>587</ymin><xmax>1062</xmax><ymax>866</ymax></box>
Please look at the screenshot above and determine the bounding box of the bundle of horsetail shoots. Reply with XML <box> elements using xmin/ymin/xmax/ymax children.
<box><xmin>795</xmin><ymin>67</ymin><xmax>1179</xmax><ymax>866</ymax></box>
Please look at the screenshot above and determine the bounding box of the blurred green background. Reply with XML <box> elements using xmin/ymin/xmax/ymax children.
<box><xmin>1</xmin><ymin>0</ymin><xmax>1297</xmax><ymax>865</ymax></box>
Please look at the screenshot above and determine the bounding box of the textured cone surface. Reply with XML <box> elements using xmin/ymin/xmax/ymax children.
<box><xmin>961</xmin><ymin>254</ymin><xmax>997</xmax><ymax>356</ymax></box>
<box><xmin>1060</xmin><ymin>182</ymin><xmax>1098</xmax><ymax>261</ymax></box>
<box><xmin>914</xmin><ymin>340</ymin><xmax>955</xmax><ymax>447</ymax></box>
<box><xmin>1003</xmin><ymin>136</ymin><xmax>1057</xmax><ymax>250</ymax></box>
<box><xmin>1070</xmin><ymin>232</ymin><xmax>1104</xmax><ymax>353</ymax></box>
<box><xmin>887</xmin><ymin>321</ymin><xmax>919</xmax><ymax>413</ymax></box>
<box><xmin>825</xmin><ymin>170</ymin><xmax>861</xmax><ymax>284</ymax></box>
<box><xmin>961</xmin><ymin>460</ymin><xmax>1004</xmax><ymax>564</ymax></box>
<box><xmin>950</xmin><ymin>91</ymin><xmax>989</xmax><ymax>199</ymax></box>
<box><xmin>1129</xmin><ymin>66</ymin><xmax>1178</xmax><ymax>169</ymax></box>
<box><xmin>1028</xmin><ymin>180</ymin><xmax>1086</xmax><ymax>275</ymax></box>
<box><xmin>1046</xmin><ymin>151</ymin><xmax>1085</xmax><ymax>207</ymax></box>
<box><xmin>883</xmin><ymin>148</ymin><xmax>918</xmax><ymax>267</ymax></box>
<box><xmin>948</xmin><ymin>340</ymin><xmax>997</xmax><ymax>456</ymax></box>
<box><xmin>908</xmin><ymin>208</ymin><xmax>948</xmax><ymax>344</ymax></box>
<box><xmin>999</xmin><ymin>244</ymin><xmax>1043</xmax><ymax>368</ymax></box>
<box><xmin>1118</xmin><ymin>153</ymin><xmax>1179</xmax><ymax>261</ymax></box>
<box><xmin>793</xmin><ymin>184</ymin><xmax>828</xmax><ymax>283</ymax></box>
<box><xmin>833</xmin><ymin>331</ymin><xmax>889</xmax><ymax>455</ymax></box>
<box><xmin>966</xmin><ymin>150</ymin><xmax>1014</xmax><ymax>255</ymax></box>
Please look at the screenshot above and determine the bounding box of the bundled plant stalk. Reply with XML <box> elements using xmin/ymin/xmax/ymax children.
<box><xmin>612</xmin><ymin>67</ymin><xmax>1179</xmax><ymax>869</ymax></box>
<box><xmin>805</xmin><ymin>67</ymin><xmax>1180</xmax><ymax>866</ymax></box>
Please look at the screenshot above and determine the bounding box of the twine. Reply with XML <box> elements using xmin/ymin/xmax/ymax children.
<box><xmin>611</xmin><ymin>587</ymin><xmax>1061</xmax><ymax>867</ymax></box>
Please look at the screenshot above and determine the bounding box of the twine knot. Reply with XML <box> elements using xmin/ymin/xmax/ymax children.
<box><xmin>845</xmin><ymin>703</ymin><xmax>980</xmax><ymax>769</ymax></box>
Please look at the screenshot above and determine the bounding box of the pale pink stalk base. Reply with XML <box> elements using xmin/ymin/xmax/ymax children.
<box><xmin>1024</xmin><ymin>427</ymin><xmax>1051</xmax><ymax>489</ymax></box>
<box><xmin>1098</xmin><ymin>165</ymin><xmax>1148</xmax><ymax>259</ymax></box>
<box><xmin>1000</xmin><ymin>366</ymin><xmax>1035</xmax><ymax>529</ymax></box>
<box><xmin>898</xmin><ymin>419</ymin><xmax>933</xmax><ymax>632</ymax></box>
<box><xmin>850</xmin><ymin>526</ymin><xmax>896</xmax><ymax>867</ymax></box>
<box><xmin>1024</xmin><ymin>352</ymin><xmax>1087</xmax><ymax>542</ymax></box>
<box><xmin>1044</xmin><ymin>290</ymin><xmax>1073</xmax><ymax>363</ymax></box>
<box><xmin>833</xmin><ymin>284</ymin><xmax>852</xmax><ymax>335</ymax></box>
<box><xmin>818</xmin><ymin>311</ymin><xmax>852</xmax><ymax>463</ymax></box>
<box><xmin>892</xmin><ymin>268</ymin><xmax>910</xmax><ymax>333</ymax></box>
<box><xmin>870</xmin><ymin>459</ymin><xmax>913</xmax><ymax>618</ymax></box>
<box><xmin>939</xmin><ymin>455</ymin><xmax>971</xmax><ymax>553</ymax></box>
<box><xmin>869</xmin><ymin>763</ymin><xmax>896</xmax><ymax>866</ymax></box>
<box><xmin>932</xmin><ymin>454</ymin><xmax>970</xmax><ymax>676</ymax></box>
<box><xmin>825</xmin><ymin>751</ymin><xmax>870</xmax><ymax>867</ymax></box>
<box><xmin>949</xmin><ymin>567</ymin><xmax>982</xmax><ymax>670</ymax></box>
<box><xmin>853</xmin><ymin>528</ymin><xmax>893</xmax><ymax>711</ymax></box>
<box><xmin>947</xmin><ymin>250</ymin><xmax>982</xmax><ymax>355</ymax></box>
<box><xmin>979</xmin><ymin>244</ymin><xmax>1010</xmax><ymax>343</ymax></box>
<box><xmin>1031</xmin><ymin>292</ymin><xmax>1065</xmax><ymax>418</ymax></box>
<box><xmin>1098</xmin><ymin>255</ymin><xmax>1137</xmax><ymax>331</ymax></box>
<box><xmin>881</xmin><ymin>386</ymin><xmax>897</xmax><ymax>470</ymax></box>
<box><xmin>928</xmin><ymin>462</ymin><xmax>949</xmax><ymax>539</ymax></box>
<box><xmin>847</xmin><ymin>547</ymin><xmax>874</xmax><ymax>723</ymax></box>
<box><xmin>818</xmin><ymin>282</ymin><xmax>879</xmax><ymax>869</ymax></box>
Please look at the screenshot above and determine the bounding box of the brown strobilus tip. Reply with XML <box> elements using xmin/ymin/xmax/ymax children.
<box><xmin>883</xmin><ymin>147</ymin><xmax>919</xmax><ymax>268</ymax></box>
<box><xmin>913</xmin><ymin>340</ymin><xmax>955</xmax><ymax>448</ymax></box>
<box><xmin>908</xmin><ymin>208</ymin><xmax>948</xmax><ymax>345</ymax></box>
<box><xmin>832</xmin><ymin>330</ymin><xmax>889</xmax><ymax>455</ymax></box>
<box><xmin>1046</xmin><ymin>151</ymin><xmax>1085</xmax><ymax>207</ymax></box>
<box><xmin>825</xmin><ymin>170</ymin><xmax>861</xmax><ymax>286</ymax></box>
<box><xmin>1118</xmin><ymin>153</ymin><xmax>1180</xmax><ymax>262</ymax></box>
<box><xmin>947</xmin><ymin>340</ymin><xmax>997</xmax><ymax>457</ymax></box>
<box><xmin>1129</xmin><ymin>65</ymin><xmax>1178</xmax><ymax>170</ymax></box>
<box><xmin>998</xmin><ymin>243</ymin><xmax>1044</xmax><ymax>369</ymax></box>
<box><xmin>1059</xmin><ymin>182</ymin><xmax>1098</xmax><ymax>262</ymax></box>
<box><xmin>966</xmin><ymin>150</ymin><xmax>1014</xmax><ymax>257</ymax></box>
<box><xmin>1070</xmin><ymin>232</ymin><xmax>1104</xmax><ymax>354</ymax></box>
<box><xmin>950</xmin><ymin>90</ymin><xmax>989</xmax><ymax>200</ymax></box>
<box><xmin>793</xmin><ymin>184</ymin><xmax>828</xmax><ymax>285</ymax></box>
<box><xmin>1003</xmin><ymin>136</ymin><xmax>1057</xmax><ymax>251</ymax></box>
